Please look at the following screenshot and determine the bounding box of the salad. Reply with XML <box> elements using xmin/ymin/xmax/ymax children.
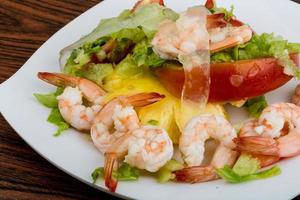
<box><xmin>35</xmin><ymin>0</ymin><xmax>300</xmax><ymax>193</ymax></box>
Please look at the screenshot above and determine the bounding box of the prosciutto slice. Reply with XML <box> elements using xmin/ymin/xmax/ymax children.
<box><xmin>152</xmin><ymin>6</ymin><xmax>211</xmax><ymax>126</ymax></box>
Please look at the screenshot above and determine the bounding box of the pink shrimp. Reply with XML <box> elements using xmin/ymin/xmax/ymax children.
<box><xmin>235</xmin><ymin>103</ymin><xmax>300</xmax><ymax>161</ymax></box>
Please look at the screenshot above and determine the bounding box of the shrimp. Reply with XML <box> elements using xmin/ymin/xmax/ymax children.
<box><xmin>238</xmin><ymin>119</ymin><xmax>280</xmax><ymax>168</ymax></box>
<box><xmin>234</xmin><ymin>130</ymin><xmax>300</xmax><ymax>158</ymax></box>
<box><xmin>256</xmin><ymin>103</ymin><xmax>300</xmax><ymax>138</ymax></box>
<box><xmin>209</xmin><ymin>25</ymin><xmax>252</xmax><ymax>53</ymax></box>
<box><xmin>239</xmin><ymin>119</ymin><xmax>265</xmax><ymax>137</ymax></box>
<box><xmin>91</xmin><ymin>92</ymin><xmax>165</xmax><ymax>154</ymax></box>
<box><xmin>151</xmin><ymin>6</ymin><xmax>252</xmax><ymax>106</ymax></box>
<box><xmin>175</xmin><ymin>115</ymin><xmax>238</xmax><ymax>183</ymax></box>
<box><xmin>234</xmin><ymin>103</ymin><xmax>300</xmax><ymax>160</ymax></box>
<box><xmin>38</xmin><ymin>72</ymin><xmax>106</xmax><ymax>131</ymax></box>
<box><xmin>179</xmin><ymin>115</ymin><xmax>237</xmax><ymax>166</ymax></box>
<box><xmin>151</xmin><ymin>9</ymin><xmax>252</xmax><ymax>60</ymax></box>
<box><xmin>104</xmin><ymin>125</ymin><xmax>173</xmax><ymax>192</ymax></box>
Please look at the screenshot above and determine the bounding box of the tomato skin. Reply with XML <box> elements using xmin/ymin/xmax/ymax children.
<box><xmin>154</xmin><ymin>54</ymin><xmax>299</xmax><ymax>103</ymax></box>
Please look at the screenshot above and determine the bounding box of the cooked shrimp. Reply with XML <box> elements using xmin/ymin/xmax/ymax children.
<box><xmin>38</xmin><ymin>72</ymin><xmax>106</xmax><ymax>131</ymax></box>
<box><xmin>152</xmin><ymin>6</ymin><xmax>210</xmax><ymax>60</ymax></box>
<box><xmin>238</xmin><ymin>119</ymin><xmax>280</xmax><ymax>168</ymax></box>
<box><xmin>104</xmin><ymin>125</ymin><xmax>173</xmax><ymax>192</ymax></box>
<box><xmin>179</xmin><ymin>114</ymin><xmax>237</xmax><ymax>166</ymax></box>
<box><xmin>175</xmin><ymin>115</ymin><xmax>238</xmax><ymax>183</ymax></box>
<box><xmin>151</xmin><ymin>9</ymin><xmax>252</xmax><ymax>59</ymax></box>
<box><xmin>235</xmin><ymin>103</ymin><xmax>300</xmax><ymax>160</ymax></box>
<box><xmin>152</xmin><ymin>6</ymin><xmax>251</xmax><ymax>106</ymax></box>
<box><xmin>239</xmin><ymin>119</ymin><xmax>262</xmax><ymax>137</ymax></box>
<box><xmin>91</xmin><ymin>92</ymin><xmax>165</xmax><ymax>153</ymax></box>
<box><xmin>256</xmin><ymin>103</ymin><xmax>300</xmax><ymax>138</ymax></box>
<box><xmin>234</xmin><ymin>130</ymin><xmax>300</xmax><ymax>158</ymax></box>
<box><xmin>209</xmin><ymin>25</ymin><xmax>252</xmax><ymax>53</ymax></box>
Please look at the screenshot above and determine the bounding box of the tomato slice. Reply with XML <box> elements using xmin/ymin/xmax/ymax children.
<box><xmin>154</xmin><ymin>54</ymin><xmax>299</xmax><ymax>103</ymax></box>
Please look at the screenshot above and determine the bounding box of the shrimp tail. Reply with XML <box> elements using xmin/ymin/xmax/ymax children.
<box><xmin>104</xmin><ymin>153</ymin><xmax>118</xmax><ymax>192</ymax></box>
<box><xmin>174</xmin><ymin>166</ymin><xmax>218</xmax><ymax>183</ymax></box>
<box><xmin>38</xmin><ymin>72</ymin><xmax>79</xmax><ymax>88</ymax></box>
<box><xmin>251</xmin><ymin>154</ymin><xmax>280</xmax><ymax>168</ymax></box>
<box><xmin>125</xmin><ymin>92</ymin><xmax>165</xmax><ymax>107</ymax></box>
<box><xmin>234</xmin><ymin>136</ymin><xmax>279</xmax><ymax>156</ymax></box>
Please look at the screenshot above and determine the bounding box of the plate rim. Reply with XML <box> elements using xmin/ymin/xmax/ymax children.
<box><xmin>1</xmin><ymin>0</ymin><xmax>300</xmax><ymax>199</ymax></box>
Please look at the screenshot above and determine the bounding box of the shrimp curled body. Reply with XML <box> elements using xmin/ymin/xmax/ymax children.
<box><xmin>179</xmin><ymin>114</ymin><xmax>237</xmax><ymax>167</ymax></box>
<box><xmin>235</xmin><ymin>103</ymin><xmax>300</xmax><ymax>160</ymax></box>
<box><xmin>104</xmin><ymin>125</ymin><xmax>173</xmax><ymax>192</ymax></box>
<box><xmin>38</xmin><ymin>72</ymin><xmax>106</xmax><ymax>131</ymax></box>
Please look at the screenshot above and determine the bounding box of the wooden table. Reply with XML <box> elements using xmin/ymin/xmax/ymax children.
<box><xmin>0</xmin><ymin>1</ymin><xmax>299</xmax><ymax>200</ymax></box>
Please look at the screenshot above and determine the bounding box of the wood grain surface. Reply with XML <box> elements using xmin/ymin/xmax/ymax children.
<box><xmin>0</xmin><ymin>0</ymin><xmax>299</xmax><ymax>200</ymax></box>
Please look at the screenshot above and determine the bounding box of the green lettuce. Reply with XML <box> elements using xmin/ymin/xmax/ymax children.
<box><xmin>216</xmin><ymin>154</ymin><xmax>281</xmax><ymax>183</ymax></box>
<box><xmin>91</xmin><ymin>163</ymin><xmax>139</xmax><ymax>184</ymax></box>
<box><xmin>110</xmin><ymin>27</ymin><xmax>146</xmax><ymax>43</ymax></box>
<box><xmin>60</xmin><ymin>4</ymin><xmax>178</xmax><ymax>68</ymax></box>
<box><xmin>115</xmin><ymin>55</ymin><xmax>145</xmax><ymax>77</ymax></box>
<box><xmin>65</xmin><ymin>26</ymin><xmax>164</xmax><ymax>75</ymax></box>
<box><xmin>34</xmin><ymin>88</ymin><xmax>70</xmax><ymax>136</ymax></box>
<box><xmin>288</xmin><ymin>43</ymin><xmax>300</xmax><ymax>53</ymax></box>
<box><xmin>132</xmin><ymin>40</ymin><xmax>165</xmax><ymax>67</ymax></box>
<box><xmin>232</xmin><ymin>154</ymin><xmax>260</xmax><ymax>176</ymax></box>
<box><xmin>244</xmin><ymin>96</ymin><xmax>268</xmax><ymax>118</ymax></box>
<box><xmin>211</xmin><ymin>33</ymin><xmax>300</xmax><ymax>78</ymax></box>
<box><xmin>155</xmin><ymin>159</ymin><xmax>184</xmax><ymax>183</ymax></box>
<box><xmin>82</xmin><ymin>63</ymin><xmax>114</xmax><ymax>85</ymax></box>
<box><xmin>47</xmin><ymin>108</ymin><xmax>70</xmax><ymax>137</ymax></box>
<box><xmin>210</xmin><ymin>52</ymin><xmax>232</xmax><ymax>63</ymax></box>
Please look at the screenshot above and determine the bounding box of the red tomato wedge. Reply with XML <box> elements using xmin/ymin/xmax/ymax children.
<box><xmin>154</xmin><ymin>54</ymin><xmax>300</xmax><ymax>103</ymax></box>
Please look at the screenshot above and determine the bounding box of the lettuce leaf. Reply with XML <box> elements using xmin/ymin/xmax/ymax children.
<box><xmin>216</xmin><ymin>154</ymin><xmax>281</xmax><ymax>183</ymax></box>
<box><xmin>210</xmin><ymin>51</ymin><xmax>233</xmax><ymax>63</ymax></box>
<box><xmin>211</xmin><ymin>33</ymin><xmax>300</xmax><ymax>78</ymax></box>
<box><xmin>60</xmin><ymin>4</ymin><xmax>178</xmax><ymax>68</ymax></box>
<box><xmin>244</xmin><ymin>96</ymin><xmax>268</xmax><ymax>118</ymax></box>
<box><xmin>34</xmin><ymin>88</ymin><xmax>63</xmax><ymax>108</ymax></box>
<box><xmin>91</xmin><ymin>163</ymin><xmax>139</xmax><ymax>184</ymax></box>
<box><xmin>155</xmin><ymin>159</ymin><xmax>184</xmax><ymax>183</ymax></box>
<box><xmin>217</xmin><ymin>165</ymin><xmax>281</xmax><ymax>183</ymax></box>
<box><xmin>232</xmin><ymin>154</ymin><xmax>260</xmax><ymax>176</ymax></box>
<box><xmin>288</xmin><ymin>43</ymin><xmax>300</xmax><ymax>53</ymax></box>
<box><xmin>132</xmin><ymin>40</ymin><xmax>165</xmax><ymax>67</ymax></box>
<box><xmin>82</xmin><ymin>63</ymin><xmax>114</xmax><ymax>85</ymax></box>
<box><xmin>34</xmin><ymin>88</ymin><xmax>69</xmax><ymax>136</ymax></box>
<box><xmin>47</xmin><ymin>108</ymin><xmax>70</xmax><ymax>137</ymax></box>
<box><xmin>110</xmin><ymin>27</ymin><xmax>146</xmax><ymax>43</ymax></box>
<box><xmin>115</xmin><ymin>55</ymin><xmax>145</xmax><ymax>77</ymax></box>
<box><xmin>65</xmin><ymin>26</ymin><xmax>164</xmax><ymax>75</ymax></box>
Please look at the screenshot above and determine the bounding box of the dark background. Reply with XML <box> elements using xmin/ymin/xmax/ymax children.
<box><xmin>0</xmin><ymin>0</ymin><xmax>299</xmax><ymax>199</ymax></box>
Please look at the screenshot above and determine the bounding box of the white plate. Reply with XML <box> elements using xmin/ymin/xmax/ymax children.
<box><xmin>1</xmin><ymin>0</ymin><xmax>300</xmax><ymax>199</ymax></box>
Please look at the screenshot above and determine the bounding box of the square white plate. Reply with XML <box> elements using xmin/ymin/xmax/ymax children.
<box><xmin>1</xmin><ymin>0</ymin><xmax>300</xmax><ymax>199</ymax></box>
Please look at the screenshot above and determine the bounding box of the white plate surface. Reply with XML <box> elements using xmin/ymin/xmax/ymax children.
<box><xmin>1</xmin><ymin>0</ymin><xmax>300</xmax><ymax>199</ymax></box>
